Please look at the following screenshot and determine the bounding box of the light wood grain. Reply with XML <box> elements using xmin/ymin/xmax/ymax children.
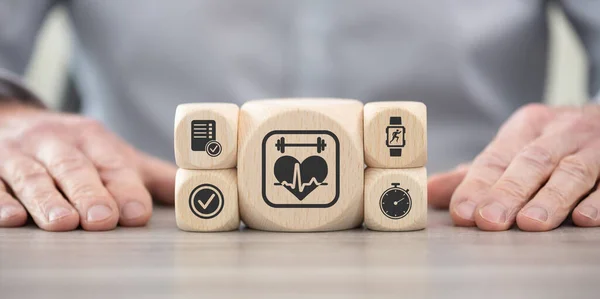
<box><xmin>238</xmin><ymin>99</ymin><xmax>364</xmax><ymax>231</ymax></box>
<box><xmin>364</xmin><ymin>101</ymin><xmax>427</xmax><ymax>168</ymax></box>
<box><xmin>364</xmin><ymin>167</ymin><xmax>427</xmax><ymax>231</ymax></box>
<box><xmin>2</xmin><ymin>207</ymin><xmax>600</xmax><ymax>299</ymax></box>
<box><xmin>175</xmin><ymin>169</ymin><xmax>239</xmax><ymax>231</ymax></box>
<box><xmin>174</xmin><ymin>103</ymin><xmax>239</xmax><ymax>169</ymax></box>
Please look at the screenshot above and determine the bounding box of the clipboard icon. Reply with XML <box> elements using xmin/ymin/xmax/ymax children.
<box><xmin>191</xmin><ymin>120</ymin><xmax>216</xmax><ymax>151</ymax></box>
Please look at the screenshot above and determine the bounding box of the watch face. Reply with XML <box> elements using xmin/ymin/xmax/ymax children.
<box><xmin>380</xmin><ymin>187</ymin><xmax>411</xmax><ymax>219</ymax></box>
<box><xmin>386</xmin><ymin>126</ymin><xmax>405</xmax><ymax>147</ymax></box>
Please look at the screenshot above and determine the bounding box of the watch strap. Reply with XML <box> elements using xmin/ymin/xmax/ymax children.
<box><xmin>389</xmin><ymin>116</ymin><xmax>402</xmax><ymax>125</ymax></box>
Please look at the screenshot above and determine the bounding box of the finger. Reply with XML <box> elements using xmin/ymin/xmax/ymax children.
<box><xmin>474</xmin><ymin>129</ymin><xmax>585</xmax><ymax>231</ymax></box>
<box><xmin>572</xmin><ymin>188</ymin><xmax>600</xmax><ymax>227</ymax></box>
<box><xmin>0</xmin><ymin>148</ymin><xmax>79</xmax><ymax>231</ymax></box>
<box><xmin>428</xmin><ymin>164</ymin><xmax>469</xmax><ymax>209</ymax></box>
<box><xmin>450</xmin><ymin>104</ymin><xmax>553</xmax><ymax>226</ymax></box>
<box><xmin>138</xmin><ymin>153</ymin><xmax>176</xmax><ymax>205</ymax></box>
<box><xmin>516</xmin><ymin>147</ymin><xmax>600</xmax><ymax>231</ymax></box>
<box><xmin>31</xmin><ymin>141</ymin><xmax>119</xmax><ymax>231</ymax></box>
<box><xmin>79</xmin><ymin>136</ymin><xmax>153</xmax><ymax>226</ymax></box>
<box><xmin>0</xmin><ymin>180</ymin><xmax>27</xmax><ymax>227</ymax></box>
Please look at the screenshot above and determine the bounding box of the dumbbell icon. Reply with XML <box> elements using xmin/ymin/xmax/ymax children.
<box><xmin>275</xmin><ymin>136</ymin><xmax>327</xmax><ymax>154</ymax></box>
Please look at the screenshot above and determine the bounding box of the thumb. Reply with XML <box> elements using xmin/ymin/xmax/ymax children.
<box><xmin>137</xmin><ymin>153</ymin><xmax>176</xmax><ymax>204</ymax></box>
<box><xmin>428</xmin><ymin>163</ymin><xmax>469</xmax><ymax>209</ymax></box>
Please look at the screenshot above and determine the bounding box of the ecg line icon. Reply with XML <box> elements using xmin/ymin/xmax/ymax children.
<box><xmin>274</xmin><ymin>162</ymin><xmax>328</xmax><ymax>192</ymax></box>
<box><xmin>272</xmin><ymin>153</ymin><xmax>329</xmax><ymax>201</ymax></box>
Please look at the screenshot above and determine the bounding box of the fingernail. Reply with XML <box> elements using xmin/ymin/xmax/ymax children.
<box><xmin>479</xmin><ymin>202</ymin><xmax>507</xmax><ymax>224</ymax></box>
<box><xmin>521</xmin><ymin>206</ymin><xmax>549</xmax><ymax>222</ymax></box>
<box><xmin>86</xmin><ymin>205</ymin><xmax>113</xmax><ymax>223</ymax></box>
<box><xmin>121</xmin><ymin>202</ymin><xmax>146</xmax><ymax>220</ymax></box>
<box><xmin>579</xmin><ymin>206</ymin><xmax>598</xmax><ymax>220</ymax></box>
<box><xmin>49</xmin><ymin>206</ymin><xmax>74</xmax><ymax>222</ymax></box>
<box><xmin>0</xmin><ymin>205</ymin><xmax>20</xmax><ymax>220</ymax></box>
<box><xmin>455</xmin><ymin>201</ymin><xmax>477</xmax><ymax>220</ymax></box>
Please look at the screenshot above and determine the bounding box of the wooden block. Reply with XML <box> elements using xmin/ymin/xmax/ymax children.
<box><xmin>364</xmin><ymin>167</ymin><xmax>427</xmax><ymax>231</ymax></box>
<box><xmin>174</xmin><ymin>103</ymin><xmax>239</xmax><ymax>169</ymax></box>
<box><xmin>175</xmin><ymin>168</ymin><xmax>239</xmax><ymax>232</ymax></box>
<box><xmin>364</xmin><ymin>101</ymin><xmax>427</xmax><ymax>168</ymax></box>
<box><xmin>238</xmin><ymin>98</ymin><xmax>364</xmax><ymax>231</ymax></box>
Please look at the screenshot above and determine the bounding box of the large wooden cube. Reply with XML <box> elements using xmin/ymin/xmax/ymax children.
<box><xmin>238</xmin><ymin>98</ymin><xmax>364</xmax><ymax>231</ymax></box>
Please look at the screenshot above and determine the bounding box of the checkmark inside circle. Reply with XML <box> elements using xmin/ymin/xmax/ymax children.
<box><xmin>189</xmin><ymin>184</ymin><xmax>224</xmax><ymax>219</ymax></box>
<box><xmin>209</xmin><ymin>144</ymin><xmax>219</xmax><ymax>152</ymax></box>
<box><xmin>198</xmin><ymin>194</ymin><xmax>215</xmax><ymax>210</ymax></box>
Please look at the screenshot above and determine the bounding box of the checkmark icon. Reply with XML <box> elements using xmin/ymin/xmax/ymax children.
<box><xmin>198</xmin><ymin>194</ymin><xmax>215</xmax><ymax>210</ymax></box>
<box><xmin>205</xmin><ymin>140</ymin><xmax>222</xmax><ymax>157</ymax></box>
<box><xmin>189</xmin><ymin>184</ymin><xmax>224</xmax><ymax>219</ymax></box>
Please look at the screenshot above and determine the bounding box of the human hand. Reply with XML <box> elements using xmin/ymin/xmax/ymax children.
<box><xmin>0</xmin><ymin>103</ymin><xmax>175</xmax><ymax>231</ymax></box>
<box><xmin>428</xmin><ymin>103</ymin><xmax>600</xmax><ymax>231</ymax></box>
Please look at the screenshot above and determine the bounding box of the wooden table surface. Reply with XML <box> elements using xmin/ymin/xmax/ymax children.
<box><xmin>1</xmin><ymin>206</ymin><xmax>599</xmax><ymax>299</ymax></box>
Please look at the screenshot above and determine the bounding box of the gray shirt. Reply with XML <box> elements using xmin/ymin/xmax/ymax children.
<box><xmin>1</xmin><ymin>0</ymin><xmax>599</xmax><ymax>172</ymax></box>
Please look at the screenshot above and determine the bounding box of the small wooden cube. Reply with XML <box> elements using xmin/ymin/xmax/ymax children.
<box><xmin>174</xmin><ymin>103</ymin><xmax>239</xmax><ymax>169</ymax></box>
<box><xmin>238</xmin><ymin>98</ymin><xmax>364</xmax><ymax>232</ymax></box>
<box><xmin>175</xmin><ymin>168</ymin><xmax>239</xmax><ymax>232</ymax></box>
<box><xmin>364</xmin><ymin>167</ymin><xmax>427</xmax><ymax>231</ymax></box>
<box><xmin>364</xmin><ymin>102</ymin><xmax>427</xmax><ymax>168</ymax></box>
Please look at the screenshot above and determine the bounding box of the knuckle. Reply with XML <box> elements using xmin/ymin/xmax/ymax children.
<box><xmin>6</xmin><ymin>159</ymin><xmax>49</xmax><ymax>191</ymax></box>
<box><xmin>474</xmin><ymin>149</ymin><xmax>509</xmax><ymax>173</ymax></box>
<box><xmin>33</xmin><ymin>194</ymin><xmax>59</xmax><ymax>210</ymax></box>
<box><xmin>557</xmin><ymin>156</ymin><xmax>596</xmax><ymax>188</ymax></box>
<box><xmin>94</xmin><ymin>154</ymin><xmax>129</xmax><ymax>172</ymax></box>
<box><xmin>47</xmin><ymin>154</ymin><xmax>88</xmax><ymax>179</ymax></box>
<box><xmin>494</xmin><ymin>176</ymin><xmax>530</xmax><ymax>200</ymax></box>
<box><xmin>75</xmin><ymin>119</ymin><xmax>114</xmax><ymax>147</ymax></box>
<box><xmin>518</xmin><ymin>144</ymin><xmax>555</xmax><ymax>172</ymax></box>
<box><xmin>542</xmin><ymin>184</ymin><xmax>572</xmax><ymax>209</ymax></box>
<box><xmin>452</xmin><ymin>176</ymin><xmax>490</xmax><ymax>201</ymax></box>
<box><xmin>69</xmin><ymin>186</ymin><xmax>111</xmax><ymax>207</ymax></box>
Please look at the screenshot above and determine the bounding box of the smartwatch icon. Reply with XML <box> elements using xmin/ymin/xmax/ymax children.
<box><xmin>385</xmin><ymin>116</ymin><xmax>405</xmax><ymax>157</ymax></box>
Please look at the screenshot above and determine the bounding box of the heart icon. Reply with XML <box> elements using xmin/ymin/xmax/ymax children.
<box><xmin>273</xmin><ymin>155</ymin><xmax>329</xmax><ymax>200</ymax></box>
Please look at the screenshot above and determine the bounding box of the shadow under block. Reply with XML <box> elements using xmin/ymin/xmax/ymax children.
<box><xmin>364</xmin><ymin>167</ymin><xmax>427</xmax><ymax>231</ymax></box>
<box><xmin>238</xmin><ymin>98</ymin><xmax>364</xmax><ymax>231</ymax></box>
<box><xmin>364</xmin><ymin>101</ymin><xmax>427</xmax><ymax>168</ymax></box>
<box><xmin>174</xmin><ymin>103</ymin><xmax>239</xmax><ymax>169</ymax></box>
<box><xmin>175</xmin><ymin>168</ymin><xmax>239</xmax><ymax>232</ymax></box>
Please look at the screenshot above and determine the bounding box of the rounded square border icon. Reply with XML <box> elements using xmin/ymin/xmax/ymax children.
<box><xmin>261</xmin><ymin>130</ymin><xmax>340</xmax><ymax>208</ymax></box>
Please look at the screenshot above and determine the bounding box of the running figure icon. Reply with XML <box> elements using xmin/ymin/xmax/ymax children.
<box><xmin>390</xmin><ymin>129</ymin><xmax>401</xmax><ymax>143</ymax></box>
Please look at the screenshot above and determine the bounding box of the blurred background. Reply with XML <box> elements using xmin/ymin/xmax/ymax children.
<box><xmin>24</xmin><ymin>3</ymin><xmax>588</xmax><ymax>109</ymax></box>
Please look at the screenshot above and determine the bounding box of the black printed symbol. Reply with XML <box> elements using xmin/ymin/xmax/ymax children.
<box><xmin>191</xmin><ymin>120</ymin><xmax>222</xmax><ymax>157</ymax></box>
<box><xmin>262</xmin><ymin>130</ymin><xmax>340</xmax><ymax>208</ymax></box>
<box><xmin>275</xmin><ymin>136</ymin><xmax>327</xmax><ymax>154</ymax></box>
<box><xmin>273</xmin><ymin>155</ymin><xmax>328</xmax><ymax>200</ymax></box>
<box><xmin>189</xmin><ymin>184</ymin><xmax>224</xmax><ymax>219</ymax></box>
<box><xmin>385</xmin><ymin>116</ymin><xmax>405</xmax><ymax>157</ymax></box>
<box><xmin>380</xmin><ymin>183</ymin><xmax>412</xmax><ymax>219</ymax></box>
<box><xmin>205</xmin><ymin>140</ymin><xmax>222</xmax><ymax>157</ymax></box>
